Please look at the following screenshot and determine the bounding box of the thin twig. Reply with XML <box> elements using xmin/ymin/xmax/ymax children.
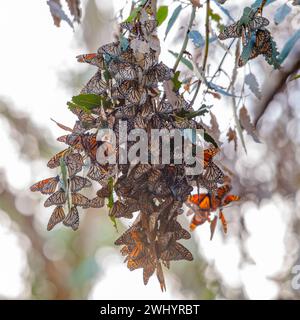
<box><xmin>190</xmin><ymin>0</ymin><xmax>210</xmax><ymax>107</ymax></box>
<box><xmin>173</xmin><ymin>4</ymin><xmax>197</xmax><ymax>71</ymax></box>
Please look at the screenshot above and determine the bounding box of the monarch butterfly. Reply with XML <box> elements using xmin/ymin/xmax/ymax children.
<box><xmin>125</xmin><ymin>85</ymin><xmax>147</xmax><ymax>105</ymax></box>
<box><xmin>167</xmin><ymin>221</ymin><xmax>191</xmax><ymax>240</ymax></box>
<box><xmin>119</xmin><ymin>50</ymin><xmax>135</xmax><ymax>64</ymax></box>
<box><xmin>160</xmin><ymin>242</ymin><xmax>193</xmax><ymax>261</ymax></box>
<box><xmin>89</xmin><ymin>196</ymin><xmax>105</xmax><ymax>208</ymax></box>
<box><xmin>115</xmin><ymin>80</ymin><xmax>132</xmax><ymax>98</ymax></box>
<box><xmin>147</xmin><ymin>169</ymin><xmax>161</xmax><ymax>191</ymax></box>
<box><xmin>140</xmin><ymin>102</ymin><xmax>154</xmax><ymax>119</ymax></box>
<box><xmin>203</xmin><ymin>147</ymin><xmax>220</xmax><ymax>168</ymax></box>
<box><xmin>96</xmin><ymin>185</ymin><xmax>111</xmax><ymax>198</ymax></box>
<box><xmin>30</xmin><ymin>176</ymin><xmax>60</xmax><ymax>195</ymax></box>
<box><xmin>87</xmin><ymin>162</ymin><xmax>108</xmax><ymax>182</ymax></box>
<box><xmin>63</xmin><ymin>206</ymin><xmax>79</xmax><ymax>231</ymax></box>
<box><xmin>69</xmin><ymin>176</ymin><xmax>92</xmax><ymax>192</ymax></box>
<box><xmin>69</xmin><ymin>106</ymin><xmax>96</xmax><ymax>126</ymax></box>
<box><xmin>156</xmin><ymin>101</ymin><xmax>173</xmax><ymax>114</ymax></box>
<box><xmin>80</xmin><ymin>134</ymin><xmax>99</xmax><ymax>160</ymax></box>
<box><xmin>114</xmin><ymin>225</ymin><xmax>140</xmax><ymax>246</ymax></box>
<box><xmin>218</xmin><ymin>23</ymin><xmax>242</xmax><ymax>40</ymax></box>
<box><xmin>141</xmin><ymin>20</ymin><xmax>157</xmax><ymax>35</ymax></box>
<box><xmin>133</xmin><ymin>163</ymin><xmax>152</xmax><ymax>180</ymax></box>
<box><xmin>115</xmin><ymin>104</ymin><xmax>136</xmax><ymax>119</ymax></box>
<box><xmin>47</xmin><ymin>206</ymin><xmax>65</xmax><ymax>231</ymax></box>
<box><xmin>76</xmin><ymin>53</ymin><xmax>105</xmax><ymax>69</ymax></box>
<box><xmin>111</xmin><ymin>200</ymin><xmax>133</xmax><ymax>219</ymax></box>
<box><xmin>98</xmin><ymin>41</ymin><xmax>121</xmax><ymax>57</ymax></box>
<box><xmin>71</xmin><ymin>193</ymin><xmax>90</xmax><ymax>208</ymax></box>
<box><xmin>44</xmin><ymin>189</ymin><xmax>66</xmax><ymax>207</ymax></box>
<box><xmin>188</xmin><ymin>185</ymin><xmax>240</xmax><ymax>233</ymax></box>
<box><xmin>189</xmin><ymin>211</ymin><xmax>210</xmax><ymax>231</ymax></box>
<box><xmin>64</xmin><ymin>153</ymin><xmax>84</xmax><ymax>177</ymax></box>
<box><xmin>47</xmin><ymin>149</ymin><xmax>69</xmax><ymax>169</ymax></box>
<box><xmin>143</xmin><ymin>260</ymin><xmax>156</xmax><ymax>286</ymax></box>
<box><xmin>157</xmin><ymin>232</ymin><xmax>173</xmax><ymax>251</ymax></box>
<box><xmin>248</xmin><ymin>16</ymin><xmax>269</xmax><ymax>31</ymax></box>
<box><xmin>188</xmin><ymin>184</ymin><xmax>235</xmax><ymax>211</ymax></box>
<box><xmin>81</xmin><ymin>71</ymin><xmax>107</xmax><ymax>95</ymax></box>
<box><xmin>202</xmin><ymin>161</ymin><xmax>225</xmax><ymax>184</ymax></box>
<box><xmin>114</xmin><ymin>63</ymin><xmax>137</xmax><ymax>82</ymax></box>
<box><xmin>140</xmin><ymin>51</ymin><xmax>157</xmax><ymax>71</ymax></box>
<box><xmin>238</xmin><ymin>29</ymin><xmax>274</xmax><ymax>67</ymax></box>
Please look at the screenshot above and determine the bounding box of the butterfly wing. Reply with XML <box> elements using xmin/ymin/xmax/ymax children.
<box><xmin>70</xmin><ymin>176</ymin><xmax>92</xmax><ymax>192</ymax></box>
<box><xmin>63</xmin><ymin>206</ymin><xmax>79</xmax><ymax>231</ymax></box>
<box><xmin>30</xmin><ymin>176</ymin><xmax>59</xmax><ymax>194</ymax></box>
<box><xmin>71</xmin><ymin>193</ymin><xmax>90</xmax><ymax>208</ymax></box>
<box><xmin>47</xmin><ymin>206</ymin><xmax>65</xmax><ymax>231</ymax></box>
<box><xmin>64</xmin><ymin>153</ymin><xmax>83</xmax><ymax>177</ymax></box>
<box><xmin>44</xmin><ymin>189</ymin><xmax>66</xmax><ymax>207</ymax></box>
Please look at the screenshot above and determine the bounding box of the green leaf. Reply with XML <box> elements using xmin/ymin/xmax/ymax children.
<box><xmin>157</xmin><ymin>6</ymin><xmax>168</xmax><ymax>26</ymax></box>
<box><xmin>67</xmin><ymin>101</ymin><xmax>90</xmax><ymax>114</ymax></box>
<box><xmin>168</xmin><ymin>50</ymin><xmax>193</xmax><ymax>70</ymax></box>
<box><xmin>278</xmin><ymin>29</ymin><xmax>300</xmax><ymax>64</ymax></box>
<box><xmin>164</xmin><ymin>5</ymin><xmax>182</xmax><ymax>40</ymax></box>
<box><xmin>204</xmin><ymin>132</ymin><xmax>219</xmax><ymax>148</ymax></box>
<box><xmin>209</xmin><ymin>8</ymin><xmax>222</xmax><ymax>25</ymax></box>
<box><xmin>171</xmin><ymin>71</ymin><xmax>182</xmax><ymax>91</ymax></box>
<box><xmin>107</xmin><ymin>177</ymin><xmax>114</xmax><ymax>209</ymax></box>
<box><xmin>107</xmin><ymin>177</ymin><xmax>118</xmax><ymax>231</ymax></box>
<box><xmin>71</xmin><ymin>94</ymin><xmax>104</xmax><ymax>110</ymax></box>
<box><xmin>60</xmin><ymin>158</ymin><xmax>71</xmax><ymax>210</ymax></box>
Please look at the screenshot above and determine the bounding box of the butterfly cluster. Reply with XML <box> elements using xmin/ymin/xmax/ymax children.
<box><xmin>31</xmin><ymin>3</ymin><xmax>240</xmax><ymax>290</ymax></box>
<box><xmin>218</xmin><ymin>6</ymin><xmax>280</xmax><ymax>68</ymax></box>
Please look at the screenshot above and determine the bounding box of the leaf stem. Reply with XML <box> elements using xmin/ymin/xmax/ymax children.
<box><xmin>173</xmin><ymin>4</ymin><xmax>197</xmax><ymax>71</ymax></box>
<box><xmin>190</xmin><ymin>0</ymin><xmax>210</xmax><ymax>107</ymax></box>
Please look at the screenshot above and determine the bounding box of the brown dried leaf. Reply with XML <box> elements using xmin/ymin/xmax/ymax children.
<box><xmin>239</xmin><ymin>106</ymin><xmax>261</xmax><ymax>143</ymax></box>
<box><xmin>47</xmin><ymin>0</ymin><xmax>74</xmax><ymax>29</ymax></box>
<box><xmin>65</xmin><ymin>0</ymin><xmax>81</xmax><ymax>23</ymax></box>
<box><xmin>226</xmin><ymin>127</ymin><xmax>238</xmax><ymax>151</ymax></box>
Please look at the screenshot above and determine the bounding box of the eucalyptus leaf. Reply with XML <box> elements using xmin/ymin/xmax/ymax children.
<box><xmin>278</xmin><ymin>29</ymin><xmax>300</xmax><ymax>64</ymax></box>
<box><xmin>188</xmin><ymin>30</ymin><xmax>205</xmax><ymax>48</ymax></box>
<box><xmin>165</xmin><ymin>5</ymin><xmax>182</xmax><ymax>40</ymax></box>
<box><xmin>274</xmin><ymin>4</ymin><xmax>292</xmax><ymax>25</ymax></box>
<box><xmin>245</xmin><ymin>73</ymin><xmax>262</xmax><ymax>99</ymax></box>
<box><xmin>168</xmin><ymin>50</ymin><xmax>193</xmax><ymax>70</ymax></box>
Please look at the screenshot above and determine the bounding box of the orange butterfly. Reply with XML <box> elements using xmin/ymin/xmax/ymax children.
<box><xmin>203</xmin><ymin>147</ymin><xmax>220</xmax><ymax>168</ymax></box>
<box><xmin>30</xmin><ymin>176</ymin><xmax>59</xmax><ymax>194</ymax></box>
<box><xmin>47</xmin><ymin>149</ymin><xmax>69</xmax><ymax>169</ymax></box>
<box><xmin>187</xmin><ymin>185</ymin><xmax>240</xmax><ymax>236</ymax></box>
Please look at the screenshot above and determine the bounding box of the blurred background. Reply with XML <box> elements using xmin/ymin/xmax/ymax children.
<box><xmin>0</xmin><ymin>0</ymin><xmax>300</xmax><ymax>299</ymax></box>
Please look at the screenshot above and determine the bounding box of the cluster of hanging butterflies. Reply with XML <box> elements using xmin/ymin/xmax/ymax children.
<box><xmin>31</xmin><ymin>2</ymin><xmax>240</xmax><ymax>290</ymax></box>
<box><xmin>218</xmin><ymin>6</ymin><xmax>280</xmax><ymax>68</ymax></box>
